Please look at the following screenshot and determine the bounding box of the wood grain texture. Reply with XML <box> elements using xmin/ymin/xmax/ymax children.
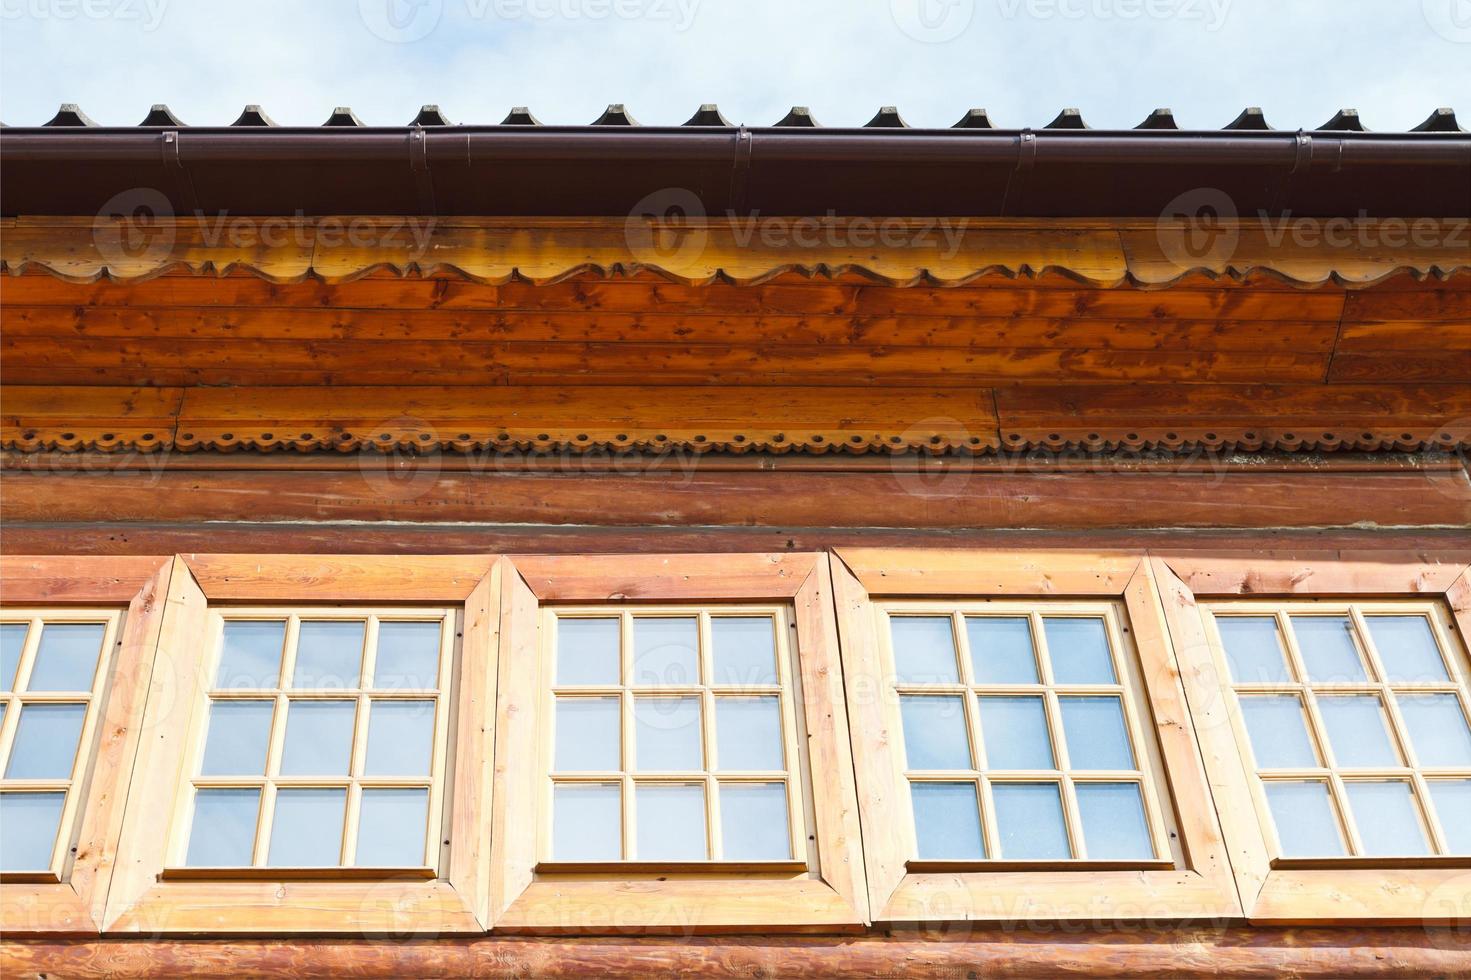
<box><xmin>4</xmin><ymin>467</ymin><xmax>1464</xmax><ymax>530</ymax></box>
<box><xmin>179</xmin><ymin>553</ymin><xmax>495</xmax><ymax>601</ymax></box>
<box><xmin>7</xmin><ymin>926</ymin><xmax>1464</xmax><ymax>978</ymax></box>
<box><xmin>511</xmin><ymin>553</ymin><xmax>817</xmax><ymax>600</ymax></box>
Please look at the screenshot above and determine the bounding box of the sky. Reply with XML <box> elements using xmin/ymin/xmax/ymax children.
<box><xmin>0</xmin><ymin>0</ymin><xmax>1468</xmax><ymax>130</ymax></box>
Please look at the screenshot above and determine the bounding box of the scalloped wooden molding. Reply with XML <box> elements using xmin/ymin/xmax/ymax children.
<box><xmin>4</xmin><ymin>384</ymin><xmax>1468</xmax><ymax>456</ymax></box>
<box><xmin>3</xmin><ymin>217</ymin><xmax>1466</xmax><ymax>288</ymax></box>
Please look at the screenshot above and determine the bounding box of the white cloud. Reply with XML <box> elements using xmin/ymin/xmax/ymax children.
<box><xmin>0</xmin><ymin>0</ymin><xmax>1466</xmax><ymax>129</ymax></box>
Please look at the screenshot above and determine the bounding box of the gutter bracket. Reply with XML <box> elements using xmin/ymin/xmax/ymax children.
<box><xmin>159</xmin><ymin>129</ymin><xmax>200</xmax><ymax>217</ymax></box>
<box><xmin>1270</xmin><ymin>130</ymin><xmax>1313</xmax><ymax>215</ymax></box>
<box><xmin>730</xmin><ymin>125</ymin><xmax>753</xmax><ymax>216</ymax></box>
<box><xmin>409</xmin><ymin>126</ymin><xmax>436</xmax><ymax>215</ymax></box>
<box><xmin>998</xmin><ymin>128</ymin><xmax>1037</xmax><ymax>217</ymax></box>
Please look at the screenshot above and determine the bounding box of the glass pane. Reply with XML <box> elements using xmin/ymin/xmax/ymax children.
<box><xmin>634</xmin><ymin>696</ymin><xmax>703</xmax><ymax>771</ymax></box>
<box><xmin>355</xmin><ymin>787</ymin><xmax>429</xmax><ymax>867</ymax></box>
<box><xmin>1345</xmin><ymin>781</ymin><xmax>1429</xmax><ymax>856</ymax></box>
<box><xmin>889</xmin><ymin>616</ymin><xmax>959</xmax><ymax>684</ymax></box>
<box><xmin>1043</xmin><ymin>618</ymin><xmax>1116</xmax><ymax>684</ymax></box>
<box><xmin>910</xmin><ymin>781</ymin><xmax>984</xmax><ymax>859</ymax></box>
<box><xmin>631</xmin><ymin>617</ymin><xmax>699</xmax><ymax>687</ymax></box>
<box><xmin>1366</xmin><ymin>615</ymin><xmax>1448</xmax><ymax>682</ymax></box>
<box><xmin>0</xmin><ymin>792</ymin><xmax>65</xmax><ymax>872</ymax></box>
<box><xmin>216</xmin><ymin>620</ymin><xmax>285</xmax><ymax>689</ymax></box>
<box><xmin>715</xmin><ymin>696</ymin><xmax>784</xmax><ymax>771</ymax></box>
<box><xmin>27</xmin><ymin>623</ymin><xmax>105</xmax><ymax>692</ymax></box>
<box><xmin>978</xmin><ymin>696</ymin><xmax>1054</xmax><ymax>770</ymax></box>
<box><xmin>1397</xmin><ymin>694</ymin><xmax>1471</xmax><ymax>767</ymax></box>
<box><xmin>1238</xmin><ymin>695</ymin><xmax>1318</xmax><ymax>769</ymax></box>
<box><xmin>552</xmin><ymin>782</ymin><xmax>621</xmax><ymax>860</ymax></box>
<box><xmin>1060</xmin><ymin>696</ymin><xmax>1135</xmax><ymax>770</ymax></box>
<box><xmin>0</xmin><ymin>623</ymin><xmax>26</xmax><ymax>691</ymax></box>
<box><xmin>711</xmin><ymin>617</ymin><xmax>778</xmax><ymax>686</ymax></box>
<box><xmin>1216</xmin><ymin>616</ymin><xmax>1292</xmax><ymax>683</ymax></box>
<box><xmin>554</xmin><ymin>697</ymin><xmax>621</xmax><ymax>772</ymax></box>
<box><xmin>1427</xmin><ymin>780</ymin><xmax>1471</xmax><ymax>854</ymax></box>
<box><xmin>278</xmin><ymin>700</ymin><xmax>356</xmax><ymax>776</ymax></box>
<box><xmin>556</xmin><ymin>617</ymin><xmax>620</xmax><ymax>686</ymax></box>
<box><xmin>899</xmin><ymin>695</ymin><xmax>972</xmax><ymax>771</ymax></box>
<box><xmin>372</xmin><ymin>621</ymin><xmax>442</xmax><ymax>690</ymax></box>
<box><xmin>268</xmin><ymin>787</ymin><xmax>346</xmax><ymax>867</ymax></box>
<box><xmin>635</xmin><ymin>783</ymin><xmax>706</xmax><ymax>860</ymax></box>
<box><xmin>292</xmin><ymin>620</ymin><xmax>366</xmax><ymax>689</ymax></box>
<box><xmin>5</xmin><ymin>703</ymin><xmax>86</xmax><ymax>779</ymax></box>
<box><xmin>1317</xmin><ymin>696</ymin><xmax>1401</xmax><ymax>767</ymax></box>
<box><xmin>720</xmin><ymin>782</ymin><xmax>791</xmax><ymax>860</ymax></box>
<box><xmin>1076</xmin><ymin>782</ymin><xmax>1154</xmax><ymax>860</ymax></box>
<box><xmin>364</xmin><ymin>699</ymin><xmax>436</xmax><ymax>776</ymax></box>
<box><xmin>1291</xmin><ymin>616</ymin><xmax>1366</xmax><ymax>683</ymax></box>
<box><xmin>993</xmin><ymin>782</ymin><xmax>1071</xmax><ymax>859</ymax></box>
<box><xmin>185</xmin><ymin>787</ymin><xmax>260</xmax><ymax>867</ymax></box>
<box><xmin>1264</xmin><ymin>781</ymin><xmax>1344</xmax><ymax>857</ymax></box>
<box><xmin>966</xmin><ymin>617</ymin><xmax>1037</xmax><ymax>684</ymax></box>
<box><xmin>199</xmin><ymin>699</ymin><xmax>274</xmax><ymax>776</ymax></box>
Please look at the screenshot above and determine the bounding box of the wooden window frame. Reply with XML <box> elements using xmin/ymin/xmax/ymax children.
<box><xmin>103</xmin><ymin>555</ymin><xmax>500</xmax><ymax>935</ymax></box>
<box><xmin>491</xmin><ymin>553</ymin><xmax>869</xmax><ymax>933</ymax></box>
<box><xmin>833</xmin><ymin>548</ymin><xmax>1241</xmax><ymax>925</ymax></box>
<box><xmin>0</xmin><ymin>555</ymin><xmax>173</xmax><ymax>935</ymax></box>
<box><xmin>1154</xmin><ymin>553</ymin><xmax>1471</xmax><ymax>924</ymax></box>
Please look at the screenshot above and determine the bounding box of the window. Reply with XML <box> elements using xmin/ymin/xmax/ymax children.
<box><xmin>491</xmin><ymin>553</ymin><xmax>867</xmax><ymax>932</ymax></box>
<box><xmin>834</xmin><ymin>549</ymin><xmax>1241</xmax><ymax>924</ymax></box>
<box><xmin>105</xmin><ymin>555</ymin><xmax>499</xmax><ymax>935</ymax></box>
<box><xmin>0</xmin><ymin>612</ymin><xmax>119</xmax><ymax>876</ymax></box>
<box><xmin>1205</xmin><ymin>602</ymin><xmax>1470</xmax><ymax>861</ymax></box>
<box><xmin>0</xmin><ymin>555</ymin><xmax>171</xmax><ymax>935</ymax></box>
<box><xmin>168</xmin><ymin>609</ymin><xmax>453</xmax><ymax>873</ymax></box>
<box><xmin>542</xmin><ymin>607</ymin><xmax>805</xmax><ymax>866</ymax></box>
<box><xmin>881</xmin><ymin>604</ymin><xmax>1172</xmax><ymax>867</ymax></box>
<box><xmin>1156</xmin><ymin>555</ymin><xmax>1471</xmax><ymax>923</ymax></box>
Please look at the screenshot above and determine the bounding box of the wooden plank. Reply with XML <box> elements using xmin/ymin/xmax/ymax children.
<box><xmin>180</xmin><ymin>554</ymin><xmax>494</xmax><ymax>601</ymax></box>
<box><xmin>0</xmin><ymin>336</ymin><xmax>1335</xmax><ymax>387</ymax></box>
<box><xmin>0</xmin><ymin>555</ymin><xmax>172</xmax><ymax>602</ymax></box>
<box><xmin>511</xmin><ymin>553</ymin><xmax>818</xmax><ymax>601</ymax></box>
<box><xmin>0</xmin><ymin>305</ymin><xmax>1341</xmax><ymax>353</ymax></box>
<box><xmin>1327</xmin><ymin>352</ymin><xmax>1471</xmax><ymax>383</ymax></box>
<box><xmin>994</xmin><ymin>383</ymin><xmax>1471</xmax><ymax>451</ymax></box>
<box><xmin>8</xmin><ymin>927</ymin><xmax>1464</xmax><ymax>977</ymax></box>
<box><xmin>0</xmin><ymin>274</ymin><xmax>1354</xmax><ymax>320</ymax></box>
<box><xmin>1157</xmin><ymin>555</ymin><xmax>1470</xmax><ymax>597</ymax></box>
<box><xmin>4</xmin><ymin>468</ymin><xmax>1466</xmax><ymax>530</ymax></box>
<box><xmin>834</xmin><ymin>548</ymin><xmax>1142</xmax><ymax>595</ymax></box>
<box><xmin>0</xmin><ymin>386</ymin><xmax>182</xmax><ymax>452</ymax></box>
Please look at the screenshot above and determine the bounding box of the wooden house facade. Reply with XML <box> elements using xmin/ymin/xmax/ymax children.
<box><xmin>0</xmin><ymin>102</ymin><xmax>1469</xmax><ymax>977</ymax></box>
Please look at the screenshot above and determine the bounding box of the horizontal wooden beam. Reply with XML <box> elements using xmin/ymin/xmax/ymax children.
<box><xmin>5</xmin><ymin>928</ymin><xmax>1467</xmax><ymax>979</ymax></box>
<box><xmin>2</xmin><ymin>466</ymin><xmax>1466</xmax><ymax>529</ymax></box>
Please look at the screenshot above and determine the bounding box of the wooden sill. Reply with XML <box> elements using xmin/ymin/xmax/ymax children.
<box><xmin>159</xmin><ymin>866</ymin><xmax>437</xmax><ymax>882</ymax></box>
<box><xmin>906</xmin><ymin>858</ymin><xmax>1177</xmax><ymax>873</ymax></box>
<box><xmin>0</xmin><ymin>870</ymin><xmax>62</xmax><ymax>884</ymax></box>
<box><xmin>1271</xmin><ymin>855</ymin><xmax>1471</xmax><ymax>871</ymax></box>
<box><xmin>534</xmin><ymin>860</ymin><xmax>811</xmax><ymax>875</ymax></box>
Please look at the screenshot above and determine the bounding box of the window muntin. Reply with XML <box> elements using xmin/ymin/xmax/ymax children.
<box><xmin>878</xmin><ymin>602</ymin><xmax>1174</xmax><ymax>866</ymax></box>
<box><xmin>169</xmin><ymin>608</ymin><xmax>454</xmax><ymax>873</ymax></box>
<box><xmin>540</xmin><ymin>606</ymin><xmax>808</xmax><ymax>865</ymax></box>
<box><xmin>1206</xmin><ymin>601</ymin><xmax>1471</xmax><ymax>859</ymax></box>
<box><xmin>0</xmin><ymin>611</ymin><xmax>119</xmax><ymax>876</ymax></box>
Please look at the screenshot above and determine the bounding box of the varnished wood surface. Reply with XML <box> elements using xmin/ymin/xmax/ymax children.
<box><xmin>4</xmin><ymin>927</ymin><xmax>1468</xmax><ymax>979</ymax></box>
